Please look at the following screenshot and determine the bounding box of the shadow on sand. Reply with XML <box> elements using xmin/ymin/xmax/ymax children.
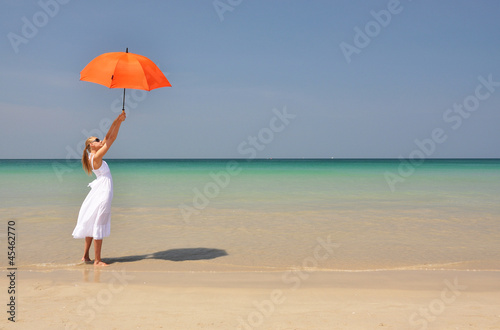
<box><xmin>103</xmin><ymin>248</ymin><xmax>228</xmax><ymax>264</ymax></box>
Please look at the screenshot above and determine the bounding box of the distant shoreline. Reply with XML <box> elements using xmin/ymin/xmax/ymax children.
<box><xmin>2</xmin><ymin>157</ymin><xmax>500</xmax><ymax>161</ymax></box>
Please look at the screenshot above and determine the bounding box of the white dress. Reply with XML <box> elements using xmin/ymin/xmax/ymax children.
<box><xmin>72</xmin><ymin>155</ymin><xmax>113</xmax><ymax>240</ymax></box>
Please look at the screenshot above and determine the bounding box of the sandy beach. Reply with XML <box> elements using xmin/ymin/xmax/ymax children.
<box><xmin>1</xmin><ymin>159</ymin><xmax>500</xmax><ymax>329</ymax></box>
<box><xmin>2</xmin><ymin>268</ymin><xmax>499</xmax><ymax>329</ymax></box>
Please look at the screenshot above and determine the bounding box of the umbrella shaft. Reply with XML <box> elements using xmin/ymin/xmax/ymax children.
<box><xmin>122</xmin><ymin>88</ymin><xmax>126</xmax><ymax>111</ymax></box>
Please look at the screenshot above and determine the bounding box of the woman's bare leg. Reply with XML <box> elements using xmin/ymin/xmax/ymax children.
<box><xmin>82</xmin><ymin>237</ymin><xmax>93</xmax><ymax>262</ymax></box>
<box><xmin>93</xmin><ymin>239</ymin><xmax>108</xmax><ymax>266</ymax></box>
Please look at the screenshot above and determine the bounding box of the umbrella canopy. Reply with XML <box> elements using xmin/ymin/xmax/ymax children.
<box><xmin>80</xmin><ymin>48</ymin><xmax>171</xmax><ymax>110</ymax></box>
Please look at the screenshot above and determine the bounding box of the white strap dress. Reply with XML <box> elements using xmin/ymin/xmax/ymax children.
<box><xmin>72</xmin><ymin>155</ymin><xmax>113</xmax><ymax>240</ymax></box>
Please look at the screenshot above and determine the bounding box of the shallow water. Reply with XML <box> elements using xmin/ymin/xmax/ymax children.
<box><xmin>1</xmin><ymin>159</ymin><xmax>499</xmax><ymax>271</ymax></box>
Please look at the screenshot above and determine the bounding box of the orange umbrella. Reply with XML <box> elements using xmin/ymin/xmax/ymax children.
<box><xmin>80</xmin><ymin>48</ymin><xmax>171</xmax><ymax>111</ymax></box>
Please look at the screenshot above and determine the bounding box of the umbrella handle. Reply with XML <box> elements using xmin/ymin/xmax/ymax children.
<box><xmin>122</xmin><ymin>48</ymin><xmax>128</xmax><ymax>112</ymax></box>
<box><xmin>122</xmin><ymin>88</ymin><xmax>126</xmax><ymax>111</ymax></box>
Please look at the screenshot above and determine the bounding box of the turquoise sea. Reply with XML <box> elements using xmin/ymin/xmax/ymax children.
<box><xmin>1</xmin><ymin>159</ymin><xmax>499</xmax><ymax>271</ymax></box>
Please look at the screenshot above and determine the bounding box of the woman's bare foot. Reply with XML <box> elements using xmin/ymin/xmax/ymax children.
<box><xmin>81</xmin><ymin>257</ymin><xmax>93</xmax><ymax>264</ymax></box>
<box><xmin>94</xmin><ymin>260</ymin><xmax>108</xmax><ymax>266</ymax></box>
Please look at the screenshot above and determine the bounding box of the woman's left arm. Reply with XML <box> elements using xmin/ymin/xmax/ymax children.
<box><xmin>94</xmin><ymin>112</ymin><xmax>126</xmax><ymax>164</ymax></box>
<box><xmin>102</xmin><ymin>112</ymin><xmax>126</xmax><ymax>145</ymax></box>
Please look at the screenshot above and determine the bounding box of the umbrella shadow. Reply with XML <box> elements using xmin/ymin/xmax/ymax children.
<box><xmin>103</xmin><ymin>248</ymin><xmax>228</xmax><ymax>264</ymax></box>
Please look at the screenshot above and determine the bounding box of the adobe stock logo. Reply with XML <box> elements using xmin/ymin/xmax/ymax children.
<box><xmin>237</xmin><ymin>234</ymin><xmax>340</xmax><ymax>329</ymax></box>
<box><xmin>408</xmin><ymin>277</ymin><xmax>467</xmax><ymax>330</ymax></box>
<box><xmin>178</xmin><ymin>106</ymin><xmax>296</xmax><ymax>223</ymax></box>
<box><xmin>7</xmin><ymin>0</ymin><xmax>72</xmax><ymax>54</ymax></box>
<box><xmin>384</xmin><ymin>74</ymin><xmax>499</xmax><ymax>192</ymax></box>
<box><xmin>213</xmin><ymin>0</ymin><xmax>243</xmax><ymax>22</ymax></box>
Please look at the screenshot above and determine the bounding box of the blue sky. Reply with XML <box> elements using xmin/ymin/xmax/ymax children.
<box><xmin>1</xmin><ymin>0</ymin><xmax>499</xmax><ymax>159</ymax></box>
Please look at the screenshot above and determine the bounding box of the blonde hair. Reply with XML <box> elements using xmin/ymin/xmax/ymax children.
<box><xmin>82</xmin><ymin>137</ymin><xmax>95</xmax><ymax>176</ymax></box>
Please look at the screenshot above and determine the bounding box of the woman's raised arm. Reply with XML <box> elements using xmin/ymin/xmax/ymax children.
<box><xmin>93</xmin><ymin>112</ymin><xmax>126</xmax><ymax>167</ymax></box>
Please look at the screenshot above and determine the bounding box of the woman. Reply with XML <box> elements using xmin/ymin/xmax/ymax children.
<box><xmin>72</xmin><ymin>111</ymin><xmax>126</xmax><ymax>266</ymax></box>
